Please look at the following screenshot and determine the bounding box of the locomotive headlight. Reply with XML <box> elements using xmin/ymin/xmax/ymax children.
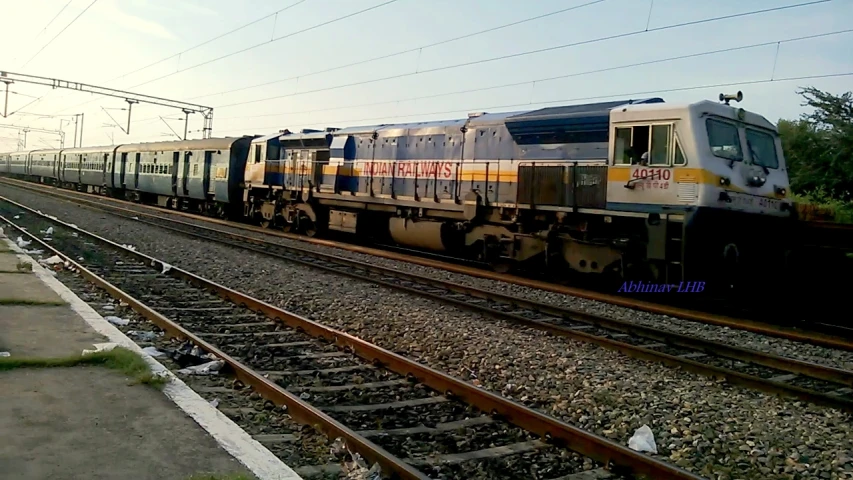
<box><xmin>774</xmin><ymin>185</ymin><xmax>787</xmax><ymax>196</ymax></box>
<box><xmin>719</xmin><ymin>176</ymin><xmax>731</xmax><ymax>186</ymax></box>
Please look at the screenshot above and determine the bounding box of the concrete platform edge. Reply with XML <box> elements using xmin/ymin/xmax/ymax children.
<box><xmin>3</xmin><ymin>236</ymin><xmax>303</xmax><ymax>480</ymax></box>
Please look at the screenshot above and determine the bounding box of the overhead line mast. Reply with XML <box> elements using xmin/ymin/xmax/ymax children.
<box><xmin>0</xmin><ymin>71</ymin><xmax>214</xmax><ymax>139</ymax></box>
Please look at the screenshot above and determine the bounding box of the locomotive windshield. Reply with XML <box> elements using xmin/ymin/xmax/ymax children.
<box><xmin>745</xmin><ymin>128</ymin><xmax>779</xmax><ymax>169</ymax></box>
<box><xmin>706</xmin><ymin>118</ymin><xmax>780</xmax><ymax>169</ymax></box>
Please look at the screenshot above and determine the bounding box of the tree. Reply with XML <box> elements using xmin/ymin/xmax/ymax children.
<box><xmin>779</xmin><ymin>87</ymin><xmax>853</xmax><ymax>202</ymax></box>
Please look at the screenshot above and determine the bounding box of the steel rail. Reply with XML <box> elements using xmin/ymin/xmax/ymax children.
<box><xmin>3</xmin><ymin>175</ymin><xmax>852</xmax><ymax>353</ymax></box>
<box><xmin>1</xmin><ymin>195</ymin><xmax>705</xmax><ymax>480</ymax></box>
<box><xmin>7</xmin><ymin>188</ymin><xmax>850</xmax><ymax>411</ymax></box>
<box><xmin>0</xmin><ymin>214</ymin><xmax>429</xmax><ymax>480</ymax></box>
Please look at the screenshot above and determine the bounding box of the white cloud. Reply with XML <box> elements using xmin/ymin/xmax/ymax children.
<box><xmin>99</xmin><ymin>0</ymin><xmax>176</xmax><ymax>40</ymax></box>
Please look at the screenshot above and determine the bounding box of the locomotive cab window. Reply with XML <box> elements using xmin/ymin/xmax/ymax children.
<box><xmin>614</xmin><ymin>124</ymin><xmax>671</xmax><ymax>166</ymax></box>
<box><xmin>674</xmin><ymin>136</ymin><xmax>687</xmax><ymax>166</ymax></box>
<box><xmin>745</xmin><ymin>128</ymin><xmax>779</xmax><ymax>169</ymax></box>
<box><xmin>706</xmin><ymin>118</ymin><xmax>743</xmax><ymax>162</ymax></box>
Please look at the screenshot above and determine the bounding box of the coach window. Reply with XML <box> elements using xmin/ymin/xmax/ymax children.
<box><xmin>254</xmin><ymin>145</ymin><xmax>262</xmax><ymax>164</ymax></box>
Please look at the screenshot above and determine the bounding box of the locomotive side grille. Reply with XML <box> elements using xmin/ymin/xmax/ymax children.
<box><xmin>677</xmin><ymin>181</ymin><xmax>698</xmax><ymax>203</ymax></box>
<box><xmin>569</xmin><ymin>165</ymin><xmax>608</xmax><ymax>208</ymax></box>
<box><xmin>517</xmin><ymin>164</ymin><xmax>607</xmax><ymax>208</ymax></box>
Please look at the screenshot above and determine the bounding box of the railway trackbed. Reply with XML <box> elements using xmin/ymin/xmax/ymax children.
<box><xmin>2</xmin><ymin>175</ymin><xmax>852</xmax><ymax>353</ymax></box>
<box><xmin>2</xmin><ymin>193</ymin><xmax>852</xmax><ymax>413</ymax></box>
<box><xmin>1</xmin><ymin>203</ymin><xmax>704</xmax><ymax>479</ymax></box>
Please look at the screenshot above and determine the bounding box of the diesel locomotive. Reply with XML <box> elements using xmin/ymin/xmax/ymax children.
<box><xmin>0</xmin><ymin>93</ymin><xmax>795</xmax><ymax>292</ymax></box>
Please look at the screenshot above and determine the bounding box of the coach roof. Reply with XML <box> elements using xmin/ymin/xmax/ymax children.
<box><xmin>116</xmin><ymin>137</ymin><xmax>246</xmax><ymax>153</ymax></box>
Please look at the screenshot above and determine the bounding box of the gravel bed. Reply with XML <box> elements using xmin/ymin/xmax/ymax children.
<box><xmin>15</xmin><ymin>183</ymin><xmax>853</xmax><ymax>372</ymax></box>
<box><xmin>4</xmin><ymin>187</ymin><xmax>853</xmax><ymax>479</ymax></box>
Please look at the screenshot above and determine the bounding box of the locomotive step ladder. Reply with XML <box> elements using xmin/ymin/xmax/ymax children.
<box><xmin>664</xmin><ymin>219</ymin><xmax>684</xmax><ymax>284</ymax></box>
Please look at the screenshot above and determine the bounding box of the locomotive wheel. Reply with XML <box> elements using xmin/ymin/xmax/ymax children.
<box><xmin>491</xmin><ymin>261</ymin><xmax>513</xmax><ymax>274</ymax></box>
<box><xmin>300</xmin><ymin>215</ymin><xmax>318</xmax><ymax>237</ymax></box>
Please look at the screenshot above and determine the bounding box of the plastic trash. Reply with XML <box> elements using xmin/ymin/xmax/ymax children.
<box><xmin>127</xmin><ymin>330</ymin><xmax>157</xmax><ymax>342</ymax></box>
<box><xmin>105</xmin><ymin>315</ymin><xmax>129</xmax><ymax>326</ymax></box>
<box><xmin>169</xmin><ymin>342</ymin><xmax>215</xmax><ymax>367</ymax></box>
<box><xmin>0</xmin><ymin>351</ymin><xmax>10</xmax><ymax>357</ymax></box>
<box><xmin>161</xmin><ymin>263</ymin><xmax>172</xmax><ymax>274</ymax></box>
<box><xmin>176</xmin><ymin>360</ymin><xmax>225</xmax><ymax>375</ymax></box>
<box><xmin>44</xmin><ymin>227</ymin><xmax>53</xmax><ymax>235</ymax></box>
<box><xmin>13</xmin><ymin>215</ymin><xmax>20</xmax><ymax>219</ymax></box>
<box><xmin>331</xmin><ymin>437</ymin><xmax>381</xmax><ymax>480</ymax></box>
<box><xmin>15</xmin><ymin>236</ymin><xmax>31</xmax><ymax>248</ymax></box>
<box><xmin>83</xmin><ymin>342</ymin><xmax>118</xmax><ymax>355</ymax></box>
<box><xmin>628</xmin><ymin>424</ymin><xmax>658</xmax><ymax>454</ymax></box>
<box><xmin>40</xmin><ymin>255</ymin><xmax>63</xmax><ymax>265</ymax></box>
<box><xmin>141</xmin><ymin>346</ymin><xmax>164</xmax><ymax>357</ymax></box>
<box><xmin>209</xmin><ymin>398</ymin><xmax>220</xmax><ymax>408</ymax></box>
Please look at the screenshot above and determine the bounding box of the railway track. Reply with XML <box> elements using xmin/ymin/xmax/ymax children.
<box><xmin>1</xmin><ymin>202</ymin><xmax>704</xmax><ymax>479</ymax></box>
<box><xmin>3</xmin><ymin>193</ymin><xmax>852</xmax><ymax>413</ymax></box>
<box><xmin>2</xmin><ymin>175</ymin><xmax>851</xmax><ymax>352</ymax></box>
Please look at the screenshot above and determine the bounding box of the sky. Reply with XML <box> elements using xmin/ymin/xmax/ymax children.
<box><xmin>1</xmin><ymin>0</ymin><xmax>851</xmax><ymax>150</ymax></box>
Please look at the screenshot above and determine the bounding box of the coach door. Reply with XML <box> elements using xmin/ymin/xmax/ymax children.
<box><xmin>102</xmin><ymin>153</ymin><xmax>109</xmax><ymax>186</ymax></box>
<box><xmin>119</xmin><ymin>152</ymin><xmax>127</xmax><ymax>188</ymax></box>
<box><xmin>202</xmin><ymin>151</ymin><xmax>212</xmax><ymax>195</ymax></box>
<box><xmin>181</xmin><ymin>152</ymin><xmax>191</xmax><ymax>195</ymax></box>
<box><xmin>171</xmin><ymin>152</ymin><xmax>180</xmax><ymax>196</ymax></box>
<box><xmin>133</xmin><ymin>153</ymin><xmax>141</xmax><ymax>189</ymax></box>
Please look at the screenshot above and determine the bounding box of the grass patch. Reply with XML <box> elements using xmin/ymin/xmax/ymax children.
<box><xmin>0</xmin><ymin>347</ymin><xmax>166</xmax><ymax>388</ymax></box>
<box><xmin>0</xmin><ymin>298</ymin><xmax>66</xmax><ymax>306</ymax></box>
<box><xmin>186</xmin><ymin>475</ymin><xmax>254</xmax><ymax>480</ymax></box>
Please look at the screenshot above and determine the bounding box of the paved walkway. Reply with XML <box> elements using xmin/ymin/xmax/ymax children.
<box><xmin>0</xmin><ymin>229</ymin><xmax>300</xmax><ymax>480</ymax></box>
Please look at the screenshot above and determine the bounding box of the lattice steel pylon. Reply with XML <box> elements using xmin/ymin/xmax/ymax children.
<box><xmin>0</xmin><ymin>70</ymin><xmax>214</xmax><ymax>139</ymax></box>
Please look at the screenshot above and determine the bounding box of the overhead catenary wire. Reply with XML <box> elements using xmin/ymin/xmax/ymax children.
<box><xmin>126</xmin><ymin>0</ymin><xmax>404</xmax><ymax>90</ymax></box>
<box><xmin>214</xmin><ymin>71</ymin><xmax>853</xmax><ymax>135</ymax></box>
<box><xmin>21</xmin><ymin>0</ymin><xmax>99</xmax><ymax>68</ymax></box>
<box><xmin>211</xmin><ymin>28</ymin><xmax>853</xmax><ymax>122</ymax></box>
<box><xmin>106</xmin><ymin>0</ymin><xmax>310</xmax><ymax>84</ymax></box>
<box><xmin>213</xmin><ymin>0</ymin><xmax>831</xmax><ymax>110</ymax></box>
<box><xmin>187</xmin><ymin>0</ymin><xmax>608</xmax><ymax>100</ymax></box>
<box><xmin>52</xmin><ymin>0</ymin><xmax>312</xmax><ymax>112</ymax></box>
<box><xmin>34</xmin><ymin>0</ymin><xmax>74</xmax><ymax>40</ymax></box>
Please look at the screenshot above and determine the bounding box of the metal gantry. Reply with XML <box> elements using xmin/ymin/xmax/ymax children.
<box><xmin>0</xmin><ymin>70</ymin><xmax>214</xmax><ymax>139</ymax></box>
<box><xmin>0</xmin><ymin>123</ymin><xmax>65</xmax><ymax>150</ymax></box>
